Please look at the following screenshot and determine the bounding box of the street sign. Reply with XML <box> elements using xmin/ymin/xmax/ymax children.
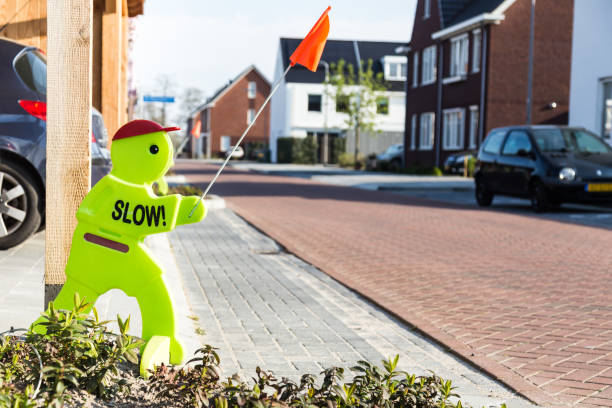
<box><xmin>143</xmin><ymin>95</ymin><xmax>175</xmax><ymax>103</ymax></box>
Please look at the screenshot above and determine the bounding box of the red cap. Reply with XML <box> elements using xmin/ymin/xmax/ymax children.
<box><xmin>112</xmin><ymin>119</ymin><xmax>180</xmax><ymax>141</ymax></box>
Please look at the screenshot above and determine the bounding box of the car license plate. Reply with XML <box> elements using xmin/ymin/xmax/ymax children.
<box><xmin>586</xmin><ymin>183</ymin><xmax>612</xmax><ymax>192</ymax></box>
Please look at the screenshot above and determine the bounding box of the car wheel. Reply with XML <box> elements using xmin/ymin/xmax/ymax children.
<box><xmin>475</xmin><ymin>178</ymin><xmax>493</xmax><ymax>206</ymax></box>
<box><xmin>0</xmin><ymin>161</ymin><xmax>42</xmax><ymax>249</ymax></box>
<box><xmin>529</xmin><ymin>180</ymin><xmax>551</xmax><ymax>213</ymax></box>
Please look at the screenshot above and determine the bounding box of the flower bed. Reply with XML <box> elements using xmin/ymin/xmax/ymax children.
<box><xmin>0</xmin><ymin>296</ymin><xmax>504</xmax><ymax>408</ymax></box>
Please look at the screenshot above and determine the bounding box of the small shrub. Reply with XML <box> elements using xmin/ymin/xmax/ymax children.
<box><xmin>433</xmin><ymin>166</ymin><xmax>443</xmax><ymax>176</ymax></box>
<box><xmin>153</xmin><ymin>184</ymin><xmax>204</xmax><ymax>197</ymax></box>
<box><xmin>277</xmin><ymin>137</ymin><xmax>295</xmax><ymax>163</ymax></box>
<box><xmin>293</xmin><ymin>135</ymin><xmax>318</xmax><ymax>164</ymax></box>
<box><xmin>1</xmin><ymin>294</ymin><xmax>142</xmax><ymax>406</ymax></box>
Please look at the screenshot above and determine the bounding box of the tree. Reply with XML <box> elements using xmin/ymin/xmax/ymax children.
<box><xmin>325</xmin><ymin>58</ymin><xmax>389</xmax><ymax>166</ymax></box>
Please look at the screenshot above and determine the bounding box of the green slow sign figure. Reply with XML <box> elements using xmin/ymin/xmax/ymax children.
<box><xmin>44</xmin><ymin>120</ymin><xmax>206</xmax><ymax>376</ymax></box>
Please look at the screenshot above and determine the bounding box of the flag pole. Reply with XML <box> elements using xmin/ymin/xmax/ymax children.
<box><xmin>189</xmin><ymin>64</ymin><xmax>292</xmax><ymax>217</ymax></box>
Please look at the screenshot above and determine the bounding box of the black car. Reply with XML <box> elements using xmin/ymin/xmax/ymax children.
<box><xmin>443</xmin><ymin>150</ymin><xmax>476</xmax><ymax>174</ymax></box>
<box><xmin>0</xmin><ymin>38</ymin><xmax>111</xmax><ymax>249</ymax></box>
<box><xmin>475</xmin><ymin>125</ymin><xmax>612</xmax><ymax>212</ymax></box>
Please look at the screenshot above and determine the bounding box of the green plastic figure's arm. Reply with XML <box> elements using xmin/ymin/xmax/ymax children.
<box><xmin>176</xmin><ymin>196</ymin><xmax>206</xmax><ymax>225</ymax></box>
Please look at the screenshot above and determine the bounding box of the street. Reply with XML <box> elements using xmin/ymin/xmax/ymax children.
<box><xmin>175</xmin><ymin>160</ymin><xmax>612</xmax><ymax>408</ymax></box>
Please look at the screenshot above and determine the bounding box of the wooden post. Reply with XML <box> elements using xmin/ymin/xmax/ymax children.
<box><xmin>101</xmin><ymin>0</ymin><xmax>123</xmax><ymax>141</ymax></box>
<box><xmin>45</xmin><ymin>0</ymin><xmax>92</xmax><ymax>307</ymax></box>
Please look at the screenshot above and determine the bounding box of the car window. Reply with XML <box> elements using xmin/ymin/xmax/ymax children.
<box><xmin>482</xmin><ymin>129</ymin><xmax>506</xmax><ymax>154</ymax></box>
<box><xmin>533</xmin><ymin>129</ymin><xmax>612</xmax><ymax>153</ymax></box>
<box><xmin>572</xmin><ymin>130</ymin><xmax>611</xmax><ymax>153</ymax></box>
<box><xmin>14</xmin><ymin>49</ymin><xmax>47</xmax><ymax>95</ymax></box>
<box><xmin>502</xmin><ymin>131</ymin><xmax>532</xmax><ymax>155</ymax></box>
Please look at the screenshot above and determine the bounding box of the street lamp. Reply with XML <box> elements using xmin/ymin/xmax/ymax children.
<box><xmin>319</xmin><ymin>60</ymin><xmax>330</xmax><ymax>164</ymax></box>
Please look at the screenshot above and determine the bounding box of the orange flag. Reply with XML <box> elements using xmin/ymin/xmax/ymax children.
<box><xmin>191</xmin><ymin>118</ymin><xmax>201</xmax><ymax>138</ymax></box>
<box><xmin>290</xmin><ymin>6</ymin><xmax>331</xmax><ymax>72</ymax></box>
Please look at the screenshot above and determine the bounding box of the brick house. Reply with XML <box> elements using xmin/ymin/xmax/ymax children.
<box><xmin>187</xmin><ymin>66</ymin><xmax>271</xmax><ymax>158</ymax></box>
<box><xmin>404</xmin><ymin>0</ymin><xmax>573</xmax><ymax>168</ymax></box>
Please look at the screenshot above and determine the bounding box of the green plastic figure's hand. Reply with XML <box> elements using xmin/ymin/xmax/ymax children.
<box><xmin>177</xmin><ymin>196</ymin><xmax>206</xmax><ymax>225</ymax></box>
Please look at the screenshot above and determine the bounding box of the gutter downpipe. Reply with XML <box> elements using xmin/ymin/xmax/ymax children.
<box><xmin>435</xmin><ymin>41</ymin><xmax>443</xmax><ymax>168</ymax></box>
<box><xmin>479</xmin><ymin>22</ymin><xmax>488</xmax><ymax>145</ymax></box>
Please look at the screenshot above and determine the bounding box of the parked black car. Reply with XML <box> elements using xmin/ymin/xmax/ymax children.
<box><xmin>443</xmin><ymin>150</ymin><xmax>476</xmax><ymax>174</ymax></box>
<box><xmin>475</xmin><ymin>125</ymin><xmax>612</xmax><ymax>212</ymax></box>
<box><xmin>0</xmin><ymin>38</ymin><xmax>111</xmax><ymax>249</ymax></box>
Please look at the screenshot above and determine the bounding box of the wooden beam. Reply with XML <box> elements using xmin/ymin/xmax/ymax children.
<box><xmin>45</xmin><ymin>0</ymin><xmax>92</xmax><ymax>306</ymax></box>
<box><xmin>101</xmin><ymin>0</ymin><xmax>122</xmax><ymax>143</ymax></box>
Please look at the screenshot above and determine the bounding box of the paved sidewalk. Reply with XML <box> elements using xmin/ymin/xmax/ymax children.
<box><xmin>176</xmin><ymin>160</ymin><xmax>612</xmax><ymax>408</ymax></box>
<box><xmin>229</xmin><ymin>162</ymin><xmax>474</xmax><ymax>190</ymax></box>
<box><xmin>0</xmin><ymin>232</ymin><xmax>44</xmax><ymax>329</ymax></box>
<box><xmin>171</xmin><ymin>208</ymin><xmax>533</xmax><ymax>408</ymax></box>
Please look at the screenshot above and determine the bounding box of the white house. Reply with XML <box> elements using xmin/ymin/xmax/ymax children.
<box><xmin>569</xmin><ymin>0</ymin><xmax>612</xmax><ymax>145</ymax></box>
<box><xmin>269</xmin><ymin>38</ymin><xmax>407</xmax><ymax>163</ymax></box>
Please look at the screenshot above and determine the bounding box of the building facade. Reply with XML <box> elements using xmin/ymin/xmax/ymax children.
<box><xmin>569</xmin><ymin>0</ymin><xmax>612</xmax><ymax>146</ymax></box>
<box><xmin>405</xmin><ymin>0</ymin><xmax>573</xmax><ymax>168</ymax></box>
<box><xmin>188</xmin><ymin>66</ymin><xmax>270</xmax><ymax>158</ymax></box>
<box><xmin>270</xmin><ymin>38</ymin><xmax>407</xmax><ymax>163</ymax></box>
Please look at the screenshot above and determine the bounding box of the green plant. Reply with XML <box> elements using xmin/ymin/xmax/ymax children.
<box><xmin>0</xmin><ymin>294</ymin><xmax>142</xmax><ymax>406</ymax></box>
<box><xmin>433</xmin><ymin>166</ymin><xmax>443</xmax><ymax>176</ymax></box>
<box><xmin>293</xmin><ymin>135</ymin><xmax>318</xmax><ymax>164</ymax></box>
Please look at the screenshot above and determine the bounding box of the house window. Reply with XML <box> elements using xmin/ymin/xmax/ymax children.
<box><xmin>386</xmin><ymin>62</ymin><xmax>407</xmax><ymax>80</ymax></box>
<box><xmin>421</xmin><ymin>45</ymin><xmax>436</xmax><ymax>85</ymax></box>
<box><xmin>601</xmin><ymin>80</ymin><xmax>612</xmax><ymax>139</ymax></box>
<box><xmin>424</xmin><ymin>0</ymin><xmax>430</xmax><ymax>19</ymax></box>
<box><xmin>443</xmin><ymin>108</ymin><xmax>465</xmax><ymax>150</ymax></box>
<box><xmin>450</xmin><ymin>34</ymin><xmax>469</xmax><ymax>77</ymax></box>
<box><xmin>410</xmin><ymin>114</ymin><xmax>417</xmax><ymax>150</ymax></box>
<box><xmin>383</xmin><ymin>56</ymin><xmax>407</xmax><ymax>81</ymax></box>
<box><xmin>336</xmin><ymin>94</ymin><xmax>350</xmax><ymax>113</ymax></box>
<box><xmin>221</xmin><ymin>135</ymin><xmax>231</xmax><ymax>152</ymax></box>
<box><xmin>469</xmin><ymin>106</ymin><xmax>479</xmax><ymax>149</ymax></box>
<box><xmin>247</xmin><ymin>108</ymin><xmax>255</xmax><ymax>124</ymax></box>
<box><xmin>377</xmin><ymin>97</ymin><xmax>389</xmax><ymax>114</ymax></box>
<box><xmin>248</xmin><ymin>81</ymin><xmax>256</xmax><ymax>99</ymax></box>
<box><xmin>412</xmin><ymin>51</ymin><xmax>419</xmax><ymax>88</ymax></box>
<box><xmin>472</xmin><ymin>29</ymin><xmax>481</xmax><ymax>73</ymax></box>
<box><xmin>419</xmin><ymin>112</ymin><xmax>435</xmax><ymax>150</ymax></box>
<box><xmin>308</xmin><ymin>94</ymin><xmax>322</xmax><ymax>112</ymax></box>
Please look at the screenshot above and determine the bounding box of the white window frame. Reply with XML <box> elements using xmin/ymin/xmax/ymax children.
<box><xmin>412</xmin><ymin>51</ymin><xmax>419</xmax><ymax>88</ymax></box>
<box><xmin>248</xmin><ymin>81</ymin><xmax>256</xmax><ymax>99</ymax></box>
<box><xmin>410</xmin><ymin>114</ymin><xmax>417</xmax><ymax>150</ymax></box>
<box><xmin>220</xmin><ymin>135</ymin><xmax>231</xmax><ymax>152</ymax></box>
<box><xmin>472</xmin><ymin>29</ymin><xmax>481</xmax><ymax>73</ymax></box>
<box><xmin>421</xmin><ymin>45</ymin><xmax>437</xmax><ymax>85</ymax></box>
<box><xmin>419</xmin><ymin>112</ymin><xmax>435</xmax><ymax>150</ymax></box>
<box><xmin>247</xmin><ymin>108</ymin><xmax>255</xmax><ymax>124</ymax></box>
<box><xmin>450</xmin><ymin>33</ymin><xmax>469</xmax><ymax>78</ymax></box>
<box><xmin>442</xmin><ymin>108</ymin><xmax>465</xmax><ymax>150</ymax></box>
<box><xmin>383</xmin><ymin>55</ymin><xmax>408</xmax><ymax>81</ymax></box>
<box><xmin>469</xmin><ymin>105</ymin><xmax>479</xmax><ymax>149</ymax></box>
<box><xmin>423</xmin><ymin>0</ymin><xmax>430</xmax><ymax>19</ymax></box>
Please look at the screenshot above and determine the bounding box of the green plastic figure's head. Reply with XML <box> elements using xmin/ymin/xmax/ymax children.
<box><xmin>110</xmin><ymin>120</ymin><xmax>180</xmax><ymax>184</ymax></box>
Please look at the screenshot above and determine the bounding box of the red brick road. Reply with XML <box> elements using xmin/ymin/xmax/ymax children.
<box><xmin>176</xmin><ymin>161</ymin><xmax>612</xmax><ymax>408</ymax></box>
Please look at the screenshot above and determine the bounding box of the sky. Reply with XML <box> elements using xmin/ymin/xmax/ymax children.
<box><xmin>131</xmin><ymin>0</ymin><xmax>417</xmax><ymax>121</ymax></box>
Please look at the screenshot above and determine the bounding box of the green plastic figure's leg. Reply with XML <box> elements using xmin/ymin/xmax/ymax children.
<box><xmin>135</xmin><ymin>276</ymin><xmax>184</xmax><ymax>365</ymax></box>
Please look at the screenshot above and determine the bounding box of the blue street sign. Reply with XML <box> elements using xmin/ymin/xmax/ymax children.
<box><xmin>143</xmin><ymin>96</ymin><xmax>175</xmax><ymax>103</ymax></box>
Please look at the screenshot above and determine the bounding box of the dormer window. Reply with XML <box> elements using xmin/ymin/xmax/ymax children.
<box><xmin>382</xmin><ymin>55</ymin><xmax>407</xmax><ymax>81</ymax></box>
<box><xmin>424</xmin><ymin>0</ymin><xmax>430</xmax><ymax>19</ymax></box>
